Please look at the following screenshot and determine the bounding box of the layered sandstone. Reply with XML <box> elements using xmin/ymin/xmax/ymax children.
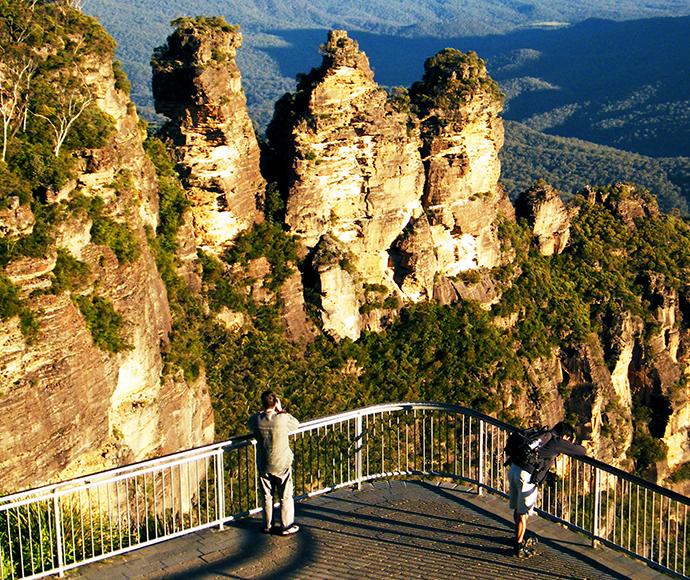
<box><xmin>515</xmin><ymin>181</ymin><xmax>571</xmax><ymax>256</ymax></box>
<box><xmin>410</xmin><ymin>49</ymin><xmax>506</xmax><ymax>274</ymax></box>
<box><xmin>0</xmin><ymin>44</ymin><xmax>213</xmax><ymax>491</ymax></box>
<box><xmin>152</xmin><ymin>17</ymin><xmax>265</xmax><ymax>254</ymax></box>
<box><xmin>267</xmin><ymin>32</ymin><xmax>509</xmax><ymax>340</ymax></box>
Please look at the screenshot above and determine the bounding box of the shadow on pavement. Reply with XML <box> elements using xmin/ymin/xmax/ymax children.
<box><xmin>416</xmin><ymin>480</ymin><xmax>636</xmax><ymax>580</ymax></box>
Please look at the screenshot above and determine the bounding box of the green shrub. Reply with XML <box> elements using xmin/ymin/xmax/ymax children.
<box><xmin>0</xmin><ymin>202</ymin><xmax>61</xmax><ymax>267</ymax></box>
<box><xmin>74</xmin><ymin>294</ymin><xmax>131</xmax><ymax>353</ymax></box>
<box><xmin>0</xmin><ymin>275</ymin><xmax>22</xmax><ymax>320</ymax></box>
<box><xmin>410</xmin><ymin>49</ymin><xmax>504</xmax><ymax>115</ymax></box>
<box><xmin>63</xmin><ymin>106</ymin><xmax>115</xmax><ymax>152</ymax></box>
<box><xmin>51</xmin><ymin>249</ymin><xmax>91</xmax><ymax>294</ymax></box>
<box><xmin>143</xmin><ymin>137</ymin><xmax>190</xmax><ymax>252</ymax></box>
<box><xmin>113</xmin><ymin>60</ymin><xmax>131</xmax><ymax>94</ymax></box>
<box><xmin>670</xmin><ymin>462</ymin><xmax>690</xmax><ymax>484</ymax></box>
<box><xmin>222</xmin><ymin>222</ymin><xmax>299</xmax><ymax>291</ymax></box>
<box><xmin>90</xmin><ymin>216</ymin><xmax>140</xmax><ymax>264</ymax></box>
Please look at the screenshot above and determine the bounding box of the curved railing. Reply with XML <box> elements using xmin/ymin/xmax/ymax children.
<box><xmin>1</xmin><ymin>402</ymin><xmax>689</xmax><ymax>579</ymax></box>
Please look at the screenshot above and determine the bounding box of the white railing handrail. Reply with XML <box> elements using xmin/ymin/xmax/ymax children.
<box><xmin>2</xmin><ymin>401</ymin><xmax>689</xmax><ymax>580</ymax></box>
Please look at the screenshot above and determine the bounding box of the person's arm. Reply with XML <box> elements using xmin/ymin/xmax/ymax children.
<box><xmin>555</xmin><ymin>438</ymin><xmax>587</xmax><ymax>457</ymax></box>
<box><xmin>283</xmin><ymin>413</ymin><xmax>299</xmax><ymax>431</ymax></box>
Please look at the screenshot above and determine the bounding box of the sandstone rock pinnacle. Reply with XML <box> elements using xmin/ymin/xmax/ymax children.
<box><xmin>267</xmin><ymin>32</ymin><xmax>510</xmax><ymax>340</ymax></box>
<box><xmin>152</xmin><ymin>17</ymin><xmax>265</xmax><ymax>254</ymax></box>
<box><xmin>515</xmin><ymin>180</ymin><xmax>571</xmax><ymax>256</ymax></box>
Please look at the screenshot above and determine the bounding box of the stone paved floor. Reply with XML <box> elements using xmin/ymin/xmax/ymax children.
<box><xmin>64</xmin><ymin>480</ymin><xmax>663</xmax><ymax>580</ymax></box>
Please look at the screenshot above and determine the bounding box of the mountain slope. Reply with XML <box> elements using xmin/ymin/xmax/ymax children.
<box><xmin>501</xmin><ymin>121</ymin><xmax>690</xmax><ymax>213</ymax></box>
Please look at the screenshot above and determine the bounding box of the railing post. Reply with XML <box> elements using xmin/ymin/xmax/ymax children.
<box><xmin>53</xmin><ymin>492</ymin><xmax>65</xmax><ymax>577</ymax></box>
<box><xmin>478</xmin><ymin>419</ymin><xmax>485</xmax><ymax>496</ymax></box>
<box><xmin>216</xmin><ymin>448</ymin><xmax>225</xmax><ymax>530</ymax></box>
<box><xmin>355</xmin><ymin>413</ymin><xmax>363</xmax><ymax>490</ymax></box>
<box><xmin>592</xmin><ymin>466</ymin><xmax>600</xmax><ymax>548</ymax></box>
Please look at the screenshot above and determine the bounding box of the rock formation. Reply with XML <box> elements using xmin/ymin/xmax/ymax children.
<box><xmin>410</xmin><ymin>48</ymin><xmax>506</xmax><ymax>274</ymax></box>
<box><xmin>5</xmin><ymin>7</ymin><xmax>690</xmax><ymax>497</ymax></box>
<box><xmin>267</xmin><ymin>31</ymin><xmax>509</xmax><ymax>340</ymax></box>
<box><xmin>0</xmin><ymin>26</ymin><xmax>213</xmax><ymax>491</ymax></box>
<box><xmin>152</xmin><ymin>17</ymin><xmax>265</xmax><ymax>255</ymax></box>
<box><xmin>515</xmin><ymin>180</ymin><xmax>571</xmax><ymax>256</ymax></box>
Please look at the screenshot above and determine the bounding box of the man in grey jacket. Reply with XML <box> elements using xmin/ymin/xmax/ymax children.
<box><xmin>247</xmin><ymin>390</ymin><xmax>300</xmax><ymax>535</ymax></box>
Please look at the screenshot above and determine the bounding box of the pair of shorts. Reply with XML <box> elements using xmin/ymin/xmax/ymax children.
<box><xmin>508</xmin><ymin>462</ymin><xmax>538</xmax><ymax>515</ymax></box>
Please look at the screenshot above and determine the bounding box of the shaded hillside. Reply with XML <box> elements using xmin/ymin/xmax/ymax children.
<box><xmin>500</xmin><ymin>121</ymin><xmax>690</xmax><ymax>214</ymax></box>
<box><xmin>268</xmin><ymin>17</ymin><xmax>690</xmax><ymax>158</ymax></box>
<box><xmin>490</xmin><ymin>17</ymin><xmax>690</xmax><ymax>158</ymax></box>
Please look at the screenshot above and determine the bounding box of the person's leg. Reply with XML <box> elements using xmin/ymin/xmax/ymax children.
<box><xmin>511</xmin><ymin>465</ymin><xmax>538</xmax><ymax>557</ymax></box>
<box><xmin>276</xmin><ymin>468</ymin><xmax>297</xmax><ymax>533</ymax></box>
<box><xmin>258</xmin><ymin>472</ymin><xmax>274</xmax><ymax>531</ymax></box>
<box><xmin>514</xmin><ymin>510</ymin><xmax>529</xmax><ymax>544</ymax></box>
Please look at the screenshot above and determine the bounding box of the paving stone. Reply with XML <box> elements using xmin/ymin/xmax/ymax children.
<box><xmin>59</xmin><ymin>480</ymin><xmax>663</xmax><ymax>580</ymax></box>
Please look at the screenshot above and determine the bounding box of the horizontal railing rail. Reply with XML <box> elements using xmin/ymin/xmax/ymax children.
<box><xmin>1</xmin><ymin>402</ymin><xmax>688</xmax><ymax>579</ymax></box>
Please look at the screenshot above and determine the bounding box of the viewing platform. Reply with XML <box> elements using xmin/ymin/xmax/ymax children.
<box><xmin>64</xmin><ymin>480</ymin><xmax>658</xmax><ymax>580</ymax></box>
<box><xmin>3</xmin><ymin>403</ymin><xmax>688</xmax><ymax>580</ymax></box>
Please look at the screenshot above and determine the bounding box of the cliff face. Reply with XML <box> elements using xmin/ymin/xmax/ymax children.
<box><xmin>151</xmin><ymin>18</ymin><xmax>265</xmax><ymax>255</ymax></box>
<box><xmin>0</xmin><ymin>35</ymin><xmax>213</xmax><ymax>491</ymax></box>
<box><xmin>411</xmin><ymin>49</ymin><xmax>505</xmax><ymax>275</ymax></box>
<box><xmin>508</xmin><ymin>186</ymin><xmax>690</xmax><ymax>487</ymax></box>
<box><xmin>267</xmin><ymin>32</ymin><xmax>509</xmax><ymax>340</ymax></box>
<box><xmin>142</xmin><ymin>28</ymin><xmax>690</xmax><ymax>490</ymax></box>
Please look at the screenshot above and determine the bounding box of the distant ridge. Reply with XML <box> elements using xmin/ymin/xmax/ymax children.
<box><xmin>501</xmin><ymin>121</ymin><xmax>690</xmax><ymax>214</ymax></box>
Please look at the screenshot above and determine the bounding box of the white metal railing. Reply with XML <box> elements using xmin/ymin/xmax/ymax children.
<box><xmin>1</xmin><ymin>402</ymin><xmax>689</xmax><ymax>579</ymax></box>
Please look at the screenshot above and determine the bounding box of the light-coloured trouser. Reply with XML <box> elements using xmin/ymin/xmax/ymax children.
<box><xmin>258</xmin><ymin>467</ymin><xmax>294</xmax><ymax>528</ymax></box>
<box><xmin>508</xmin><ymin>463</ymin><xmax>538</xmax><ymax>515</ymax></box>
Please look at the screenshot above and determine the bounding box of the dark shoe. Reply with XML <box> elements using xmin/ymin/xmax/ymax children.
<box><xmin>514</xmin><ymin>544</ymin><xmax>537</xmax><ymax>559</ymax></box>
<box><xmin>281</xmin><ymin>524</ymin><xmax>299</xmax><ymax>536</ymax></box>
<box><xmin>524</xmin><ymin>532</ymin><xmax>539</xmax><ymax>547</ymax></box>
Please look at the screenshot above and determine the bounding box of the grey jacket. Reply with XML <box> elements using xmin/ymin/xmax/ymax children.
<box><xmin>247</xmin><ymin>410</ymin><xmax>299</xmax><ymax>475</ymax></box>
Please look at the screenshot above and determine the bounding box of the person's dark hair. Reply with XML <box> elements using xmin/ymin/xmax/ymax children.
<box><xmin>553</xmin><ymin>421</ymin><xmax>575</xmax><ymax>440</ymax></box>
<box><xmin>261</xmin><ymin>390</ymin><xmax>277</xmax><ymax>410</ymax></box>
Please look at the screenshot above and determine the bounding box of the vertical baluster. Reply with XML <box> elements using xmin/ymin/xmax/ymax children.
<box><xmin>591</xmin><ymin>467</ymin><xmax>600</xmax><ymax>548</ymax></box>
<box><xmin>642</xmin><ymin>488</ymin><xmax>651</xmax><ymax>559</ymax></box>
<box><xmin>144</xmin><ymin>472</ymin><xmax>151</xmax><ymax>542</ymax></box>
<box><xmin>403</xmin><ymin>410</ymin><xmax>409</xmax><ymax>475</ymax></box>
<box><xmin>354</xmin><ymin>414</ymin><xmax>361</xmax><ymax>489</ymax></box>
<box><xmin>478</xmin><ymin>419</ymin><xmax>484</xmax><ymax>496</ymax></box>
<box><xmin>346</xmin><ymin>420</ymin><xmax>351</xmax><ymax>484</ymax></box>
<box><xmin>682</xmin><ymin>505</ymin><xmax>688</xmax><ymax>576</ymax></box>
<box><xmin>216</xmin><ymin>449</ymin><xmax>225</xmax><ymax>530</ymax></box>
<box><xmin>651</xmin><ymin>491</ymin><xmax>656</xmax><ymax>563</ymax></box>
<box><xmin>54</xmin><ymin>493</ymin><xmax>64</xmax><ymax>578</ymax></box>
<box><xmin>635</xmin><ymin>484</ymin><xmax>640</xmax><ymax>556</ymax></box>
<box><xmin>365</xmin><ymin>414</ymin><xmax>370</xmax><ymax>480</ymax></box>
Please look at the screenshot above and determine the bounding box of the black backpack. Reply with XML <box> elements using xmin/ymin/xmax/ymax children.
<box><xmin>504</xmin><ymin>426</ymin><xmax>552</xmax><ymax>467</ymax></box>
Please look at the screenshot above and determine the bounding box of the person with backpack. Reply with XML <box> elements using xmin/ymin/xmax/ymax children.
<box><xmin>505</xmin><ymin>421</ymin><xmax>587</xmax><ymax>559</ymax></box>
<box><xmin>248</xmin><ymin>390</ymin><xmax>300</xmax><ymax>535</ymax></box>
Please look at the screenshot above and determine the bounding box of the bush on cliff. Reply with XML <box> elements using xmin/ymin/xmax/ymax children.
<box><xmin>74</xmin><ymin>294</ymin><xmax>131</xmax><ymax>354</ymax></box>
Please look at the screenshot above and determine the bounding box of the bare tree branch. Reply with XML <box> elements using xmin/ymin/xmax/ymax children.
<box><xmin>0</xmin><ymin>54</ymin><xmax>36</xmax><ymax>162</ymax></box>
<box><xmin>32</xmin><ymin>84</ymin><xmax>94</xmax><ymax>156</ymax></box>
